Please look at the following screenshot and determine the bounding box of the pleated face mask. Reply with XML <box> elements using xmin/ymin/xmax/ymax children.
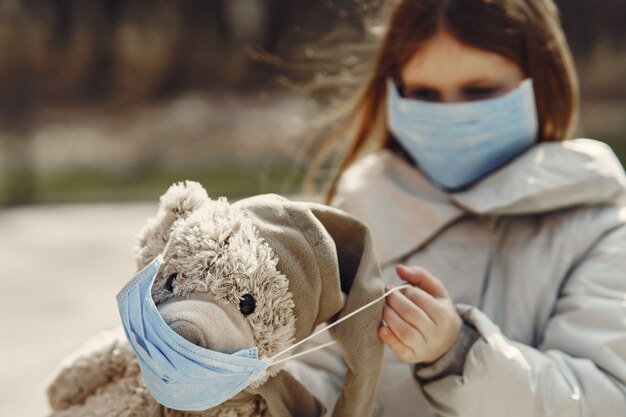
<box><xmin>386</xmin><ymin>78</ymin><xmax>539</xmax><ymax>191</ymax></box>
<box><xmin>117</xmin><ymin>243</ymin><xmax>409</xmax><ymax>412</ymax></box>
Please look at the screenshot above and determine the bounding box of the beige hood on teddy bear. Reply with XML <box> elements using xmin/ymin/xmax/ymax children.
<box><xmin>234</xmin><ymin>194</ymin><xmax>385</xmax><ymax>417</ymax></box>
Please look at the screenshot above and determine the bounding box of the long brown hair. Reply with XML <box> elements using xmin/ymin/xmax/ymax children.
<box><xmin>307</xmin><ymin>0</ymin><xmax>579</xmax><ymax>204</ymax></box>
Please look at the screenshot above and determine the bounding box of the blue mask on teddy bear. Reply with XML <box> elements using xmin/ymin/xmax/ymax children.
<box><xmin>117</xmin><ymin>252</ymin><xmax>267</xmax><ymax>412</ymax></box>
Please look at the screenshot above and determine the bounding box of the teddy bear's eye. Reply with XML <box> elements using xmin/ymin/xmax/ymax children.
<box><xmin>165</xmin><ymin>273</ymin><xmax>178</xmax><ymax>292</ymax></box>
<box><xmin>239</xmin><ymin>294</ymin><xmax>256</xmax><ymax>316</ymax></box>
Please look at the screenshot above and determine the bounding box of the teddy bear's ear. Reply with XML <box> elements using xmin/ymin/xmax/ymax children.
<box><xmin>134</xmin><ymin>180</ymin><xmax>209</xmax><ymax>269</ymax></box>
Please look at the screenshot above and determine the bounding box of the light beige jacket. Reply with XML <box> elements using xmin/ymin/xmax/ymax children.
<box><xmin>288</xmin><ymin>138</ymin><xmax>626</xmax><ymax>417</ymax></box>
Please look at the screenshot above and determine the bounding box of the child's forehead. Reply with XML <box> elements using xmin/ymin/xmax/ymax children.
<box><xmin>400</xmin><ymin>30</ymin><xmax>523</xmax><ymax>89</ymax></box>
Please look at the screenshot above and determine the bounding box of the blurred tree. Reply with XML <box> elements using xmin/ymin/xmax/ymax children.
<box><xmin>556</xmin><ymin>0</ymin><xmax>626</xmax><ymax>56</ymax></box>
<box><xmin>27</xmin><ymin>0</ymin><xmax>106</xmax><ymax>100</ymax></box>
<box><xmin>0</xmin><ymin>0</ymin><xmax>36</xmax><ymax>205</ymax></box>
<box><xmin>113</xmin><ymin>0</ymin><xmax>185</xmax><ymax>100</ymax></box>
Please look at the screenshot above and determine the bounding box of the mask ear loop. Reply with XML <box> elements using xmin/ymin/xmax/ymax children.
<box><xmin>157</xmin><ymin>234</ymin><xmax>175</xmax><ymax>263</ymax></box>
<box><xmin>268</xmin><ymin>284</ymin><xmax>412</xmax><ymax>366</ymax></box>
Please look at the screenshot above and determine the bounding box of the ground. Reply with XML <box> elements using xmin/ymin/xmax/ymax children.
<box><xmin>0</xmin><ymin>202</ymin><xmax>156</xmax><ymax>416</ymax></box>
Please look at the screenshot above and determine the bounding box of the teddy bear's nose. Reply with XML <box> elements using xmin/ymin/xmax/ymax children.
<box><xmin>167</xmin><ymin>319</ymin><xmax>208</xmax><ymax>347</ymax></box>
<box><xmin>156</xmin><ymin>295</ymin><xmax>256</xmax><ymax>353</ymax></box>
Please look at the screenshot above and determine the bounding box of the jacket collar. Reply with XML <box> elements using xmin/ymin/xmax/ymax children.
<box><xmin>333</xmin><ymin>139</ymin><xmax>626</xmax><ymax>265</ymax></box>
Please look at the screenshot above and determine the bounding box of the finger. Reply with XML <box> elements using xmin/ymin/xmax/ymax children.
<box><xmin>396</xmin><ymin>264</ymin><xmax>450</xmax><ymax>299</ymax></box>
<box><xmin>400</xmin><ymin>285</ymin><xmax>448</xmax><ymax>325</ymax></box>
<box><xmin>379</xmin><ymin>325</ymin><xmax>417</xmax><ymax>362</ymax></box>
<box><xmin>386</xmin><ymin>289</ymin><xmax>435</xmax><ymax>334</ymax></box>
<box><xmin>382</xmin><ymin>303</ymin><xmax>426</xmax><ymax>348</ymax></box>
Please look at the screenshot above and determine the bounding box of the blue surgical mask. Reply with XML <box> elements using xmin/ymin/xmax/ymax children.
<box><xmin>386</xmin><ymin>78</ymin><xmax>539</xmax><ymax>191</ymax></box>
<box><xmin>117</xmin><ymin>242</ymin><xmax>408</xmax><ymax>411</ymax></box>
<box><xmin>116</xmin><ymin>253</ymin><xmax>268</xmax><ymax>411</ymax></box>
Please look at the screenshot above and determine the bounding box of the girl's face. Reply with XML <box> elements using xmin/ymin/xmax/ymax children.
<box><xmin>400</xmin><ymin>30</ymin><xmax>525</xmax><ymax>103</ymax></box>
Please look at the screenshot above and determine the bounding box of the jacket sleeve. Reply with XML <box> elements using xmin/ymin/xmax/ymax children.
<box><xmin>416</xmin><ymin>224</ymin><xmax>626</xmax><ymax>416</ymax></box>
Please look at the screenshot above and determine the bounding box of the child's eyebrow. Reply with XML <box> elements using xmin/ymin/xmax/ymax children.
<box><xmin>401</xmin><ymin>77</ymin><xmax>502</xmax><ymax>91</ymax></box>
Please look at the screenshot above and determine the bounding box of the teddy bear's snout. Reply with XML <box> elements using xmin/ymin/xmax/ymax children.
<box><xmin>157</xmin><ymin>294</ymin><xmax>256</xmax><ymax>354</ymax></box>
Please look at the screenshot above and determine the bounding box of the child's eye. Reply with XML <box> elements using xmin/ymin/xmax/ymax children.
<box><xmin>463</xmin><ymin>86</ymin><xmax>501</xmax><ymax>100</ymax></box>
<box><xmin>404</xmin><ymin>87</ymin><xmax>441</xmax><ymax>102</ymax></box>
<box><xmin>165</xmin><ymin>273</ymin><xmax>178</xmax><ymax>292</ymax></box>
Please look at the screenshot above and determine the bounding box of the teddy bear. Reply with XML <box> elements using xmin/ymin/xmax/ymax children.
<box><xmin>46</xmin><ymin>181</ymin><xmax>386</xmax><ymax>417</ymax></box>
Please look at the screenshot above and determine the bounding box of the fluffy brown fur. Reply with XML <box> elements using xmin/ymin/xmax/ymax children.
<box><xmin>141</xmin><ymin>186</ymin><xmax>297</xmax><ymax>372</ymax></box>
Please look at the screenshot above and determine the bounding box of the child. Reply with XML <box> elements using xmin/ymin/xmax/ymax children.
<box><xmin>294</xmin><ymin>0</ymin><xmax>626</xmax><ymax>416</ymax></box>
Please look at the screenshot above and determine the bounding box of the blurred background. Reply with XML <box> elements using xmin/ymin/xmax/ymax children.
<box><xmin>1</xmin><ymin>0</ymin><xmax>625</xmax><ymax>415</ymax></box>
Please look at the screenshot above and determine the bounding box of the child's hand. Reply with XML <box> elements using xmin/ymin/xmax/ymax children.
<box><xmin>379</xmin><ymin>264</ymin><xmax>462</xmax><ymax>364</ymax></box>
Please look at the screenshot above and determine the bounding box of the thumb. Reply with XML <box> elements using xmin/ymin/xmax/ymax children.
<box><xmin>396</xmin><ymin>264</ymin><xmax>449</xmax><ymax>299</ymax></box>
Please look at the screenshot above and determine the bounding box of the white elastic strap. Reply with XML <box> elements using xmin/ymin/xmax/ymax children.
<box><xmin>157</xmin><ymin>235</ymin><xmax>175</xmax><ymax>263</ymax></box>
<box><xmin>270</xmin><ymin>341</ymin><xmax>337</xmax><ymax>366</ymax></box>
<box><xmin>163</xmin><ymin>235</ymin><xmax>174</xmax><ymax>258</ymax></box>
<box><xmin>268</xmin><ymin>284</ymin><xmax>412</xmax><ymax>364</ymax></box>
